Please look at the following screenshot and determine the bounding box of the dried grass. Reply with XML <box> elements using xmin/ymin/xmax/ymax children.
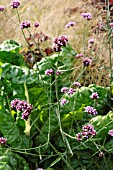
<box><xmin>0</xmin><ymin>0</ymin><xmax>112</xmax><ymax>86</ymax></box>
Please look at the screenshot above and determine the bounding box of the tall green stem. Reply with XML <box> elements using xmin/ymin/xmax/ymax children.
<box><xmin>55</xmin><ymin>73</ymin><xmax>64</xmax><ymax>140</ymax></box>
<box><xmin>24</xmin><ymin>83</ymin><xmax>31</xmax><ymax>136</ymax></box>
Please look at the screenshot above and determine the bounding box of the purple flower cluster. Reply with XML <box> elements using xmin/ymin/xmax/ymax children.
<box><xmin>82</xmin><ymin>124</ymin><xmax>96</xmax><ymax>138</ymax></box>
<box><xmin>56</xmin><ymin>70</ymin><xmax>62</xmax><ymax>75</ymax></box>
<box><xmin>76</xmin><ymin>133</ymin><xmax>82</xmax><ymax>142</ymax></box>
<box><xmin>90</xmin><ymin>92</ymin><xmax>99</xmax><ymax>100</ymax></box>
<box><xmin>61</xmin><ymin>87</ymin><xmax>68</xmax><ymax>93</ymax></box>
<box><xmin>34</xmin><ymin>22</ymin><xmax>40</xmax><ymax>28</ymax></box>
<box><xmin>88</xmin><ymin>38</ymin><xmax>95</xmax><ymax>44</ymax></box>
<box><xmin>61</xmin><ymin>82</ymin><xmax>81</xmax><ymax>96</ymax></box>
<box><xmin>0</xmin><ymin>137</ymin><xmax>7</xmax><ymax>144</ymax></box>
<box><xmin>75</xmin><ymin>53</ymin><xmax>84</xmax><ymax>58</ymax></box>
<box><xmin>88</xmin><ymin>38</ymin><xmax>95</xmax><ymax>49</ymax></box>
<box><xmin>81</xmin><ymin>12</ymin><xmax>92</xmax><ymax>20</ymax></box>
<box><xmin>11</xmin><ymin>99</ymin><xmax>33</xmax><ymax>120</ymax></box>
<box><xmin>67</xmin><ymin>88</ymin><xmax>76</xmax><ymax>95</ymax></box>
<box><xmin>65</xmin><ymin>22</ymin><xmax>76</xmax><ymax>28</ymax></box>
<box><xmin>73</xmin><ymin>82</ymin><xmax>81</xmax><ymax>87</ymax></box>
<box><xmin>20</xmin><ymin>20</ymin><xmax>31</xmax><ymax>29</ymax></box>
<box><xmin>60</xmin><ymin>99</ymin><xmax>68</xmax><ymax>106</ymax></box>
<box><xmin>84</xmin><ymin>106</ymin><xmax>98</xmax><ymax>116</ymax></box>
<box><xmin>82</xmin><ymin>57</ymin><xmax>92</xmax><ymax>67</ymax></box>
<box><xmin>110</xmin><ymin>22</ymin><xmax>113</xmax><ymax>28</ymax></box>
<box><xmin>108</xmin><ymin>129</ymin><xmax>113</xmax><ymax>136</ymax></box>
<box><xmin>45</xmin><ymin>69</ymin><xmax>54</xmax><ymax>76</ymax></box>
<box><xmin>0</xmin><ymin>6</ymin><xmax>5</xmax><ymax>11</ymax></box>
<box><xmin>10</xmin><ymin>0</ymin><xmax>20</xmax><ymax>8</ymax></box>
<box><xmin>10</xmin><ymin>98</ymin><xmax>20</xmax><ymax>109</ymax></box>
<box><xmin>76</xmin><ymin>124</ymin><xmax>96</xmax><ymax>142</ymax></box>
<box><xmin>99</xmin><ymin>152</ymin><xmax>104</xmax><ymax>157</ymax></box>
<box><xmin>52</xmin><ymin>35</ymin><xmax>68</xmax><ymax>52</ymax></box>
<box><xmin>45</xmin><ymin>69</ymin><xmax>62</xmax><ymax>76</ymax></box>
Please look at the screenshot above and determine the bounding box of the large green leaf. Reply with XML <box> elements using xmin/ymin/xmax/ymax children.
<box><xmin>1</xmin><ymin>63</ymin><xmax>39</xmax><ymax>84</ymax></box>
<box><xmin>90</xmin><ymin>111</ymin><xmax>113</xmax><ymax>140</ymax></box>
<box><xmin>34</xmin><ymin>45</ymin><xmax>76</xmax><ymax>86</ymax></box>
<box><xmin>0</xmin><ymin>112</ymin><xmax>29</xmax><ymax>149</ymax></box>
<box><xmin>0</xmin><ymin>40</ymin><xmax>21</xmax><ymax>52</ymax></box>
<box><xmin>0</xmin><ymin>40</ymin><xmax>24</xmax><ymax>66</ymax></box>
<box><xmin>33</xmin><ymin>110</ymin><xmax>58</xmax><ymax>145</ymax></box>
<box><xmin>0</xmin><ymin>94</ymin><xmax>29</xmax><ymax>149</ymax></box>
<box><xmin>0</xmin><ymin>148</ymin><xmax>30</xmax><ymax>170</ymax></box>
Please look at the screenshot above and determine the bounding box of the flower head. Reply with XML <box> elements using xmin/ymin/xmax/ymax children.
<box><xmin>87</xmin><ymin>39</ymin><xmax>94</xmax><ymax>50</ymax></box>
<box><xmin>67</xmin><ymin>88</ymin><xmax>76</xmax><ymax>95</ymax></box>
<box><xmin>61</xmin><ymin>87</ymin><xmax>68</xmax><ymax>93</ymax></box>
<box><xmin>99</xmin><ymin>152</ymin><xmax>104</xmax><ymax>157</ymax></box>
<box><xmin>52</xmin><ymin>35</ymin><xmax>68</xmax><ymax>52</ymax></box>
<box><xmin>76</xmin><ymin>124</ymin><xmax>96</xmax><ymax>142</ymax></box>
<box><xmin>90</xmin><ymin>92</ymin><xmax>99</xmax><ymax>100</ymax></box>
<box><xmin>88</xmin><ymin>38</ymin><xmax>95</xmax><ymax>44</ymax></box>
<box><xmin>45</xmin><ymin>69</ymin><xmax>54</xmax><ymax>76</ymax></box>
<box><xmin>20</xmin><ymin>20</ymin><xmax>31</xmax><ymax>29</ymax></box>
<box><xmin>65</xmin><ymin>22</ymin><xmax>76</xmax><ymax>28</ymax></box>
<box><xmin>10</xmin><ymin>0</ymin><xmax>20</xmax><ymax>8</ymax></box>
<box><xmin>60</xmin><ymin>99</ymin><xmax>68</xmax><ymax>106</ymax></box>
<box><xmin>0</xmin><ymin>137</ymin><xmax>7</xmax><ymax>144</ymax></box>
<box><xmin>16</xmin><ymin>100</ymin><xmax>29</xmax><ymax>111</ymax></box>
<box><xmin>108</xmin><ymin>129</ymin><xmax>113</xmax><ymax>136</ymax></box>
<box><xmin>11</xmin><ymin>99</ymin><xmax>33</xmax><ymax>121</ymax></box>
<box><xmin>21</xmin><ymin>104</ymin><xmax>32</xmax><ymax>121</ymax></box>
<box><xmin>34</xmin><ymin>22</ymin><xmax>39</xmax><ymax>28</ymax></box>
<box><xmin>73</xmin><ymin>82</ymin><xmax>81</xmax><ymax>87</ymax></box>
<box><xmin>81</xmin><ymin>12</ymin><xmax>92</xmax><ymax>20</ymax></box>
<box><xmin>75</xmin><ymin>53</ymin><xmax>84</xmax><ymax>58</ymax></box>
<box><xmin>11</xmin><ymin>98</ymin><xmax>21</xmax><ymax>110</ymax></box>
<box><xmin>56</xmin><ymin>70</ymin><xmax>62</xmax><ymax>75</ymax></box>
<box><xmin>0</xmin><ymin>6</ymin><xmax>5</xmax><ymax>11</ymax></box>
<box><xmin>82</xmin><ymin>124</ymin><xmax>96</xmax><ymax>138</ymax></box>
<box><xmin>110</xmin><ymin>22</ymin><xmax>113</xmax><ymax>28</ymax></box>
<box><xmin>83</xmin><ymin>57</ymin><xmax>92</xmax><ymax>67</ymax></box>
<box><xmin>76</xmin><ymin>133</ymin><xmax>82</xmax><ymax>142</ymax></box>
<box><xmin>22</xmin><ymin>110</ymin><xmax>30</xmax><ymax>121</ymax></box>
<box><xmin>84</xmin><ymin>106</ymin><xmax>98</xmax><ymax>116</ymax></box>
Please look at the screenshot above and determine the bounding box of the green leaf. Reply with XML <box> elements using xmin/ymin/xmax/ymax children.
<box><xmin>105</xmin><ymin>138</ymin><xmax>113</xmax><ymax>153</ymax></box>
<box><xmin>90</xmin><ymin>111</ymin><xmax>113</xmax><ymax>140</ymax></box>
<box><xmin>34</xmin><ymin>46</ymin><xmax>76</xmax><ymax>86</ymax></box>
<box><xmin>0</xmin><ymin>95</ymin><xmax>29</xmax><ymax>149</ymax></box>
<box><xmin>16</xmin><ymin>118</ymin><xmax>26</xmax><ymax>134</ymax></box>
<box><xmin>0</xmin><ymin>39</ymin><xmax>24</xmax><ymax>66</ymax></box>
<box><xmin>1</xmin><ymin>63</ymin><xmax>39</xmax><ymax>84</ymax></box>
<box><xmin>0</xmin><ymin>40</ymin><xmax>21</xmax><ymax>52</ymax></box>
<box><xmin>49</xmin><ymin>157</ymin><xmax>61</xmax><ymax>167</ymax></box>
<box><xmin>0</xmin><ymin>148</ymin><xmax>30</xmax><ymax>170</ymax></box>
<box><xmin>65</xmin><ymin>137</ymin><xmax>73</xmax><ymax>155</ymax></box>
<box><xmin>61</xmin><ymin>44</ymin><xmax>77</xmax><ymax>57</ymax></box>
<box><xmin>34</xmin><ymin>111</ymin><xmax>58</xmax><ymax>145</ymax></box>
